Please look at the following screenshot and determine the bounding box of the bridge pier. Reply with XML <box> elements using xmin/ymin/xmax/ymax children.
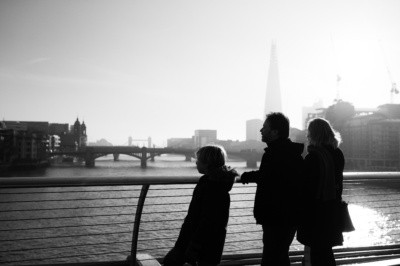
<box><xmin>85</xmin><ymin>160</ymin><xmax>95</xmax><ymax>167</ymax></box>
<box><xmin>85</xmin><ymin>148</ymin><xmax>95</xmax><ymax>167</ymax></box>
<box><xmin>141</xmin><ymin>147</ymin><xmax>147</xmax><ymax>168</ymax></box>
<box><xmin>241</xmin><ymin>150</ymin><xmax>260</xmax><ymax>168</ymax></box>
<box><xmin>246</xmin><ymin>159</ymin><xmax>257</xmax><ymax>168</ymax></box>
<box><xmin>113</xmin><ymin>153</ymin><xmax>119</xmax><ymax>161</ymax></box>
<box><xmin>141</xmin><ymin>158</ymin><xmax>147</xmax><ymax>168</ymax></box>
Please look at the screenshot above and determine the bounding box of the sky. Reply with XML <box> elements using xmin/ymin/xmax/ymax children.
<box><xmin>1</xmin><ymin>0</ymin><xmax>400</xmax><ymax>147</ymax></box>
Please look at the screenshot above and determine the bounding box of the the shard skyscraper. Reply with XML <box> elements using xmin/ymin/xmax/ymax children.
<box><xmin>264</xmin><ymin>41</ymin><xmax>282</xmax><ymax>117</ymax></box>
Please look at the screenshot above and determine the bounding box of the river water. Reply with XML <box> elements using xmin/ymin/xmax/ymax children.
<box><xmin>1</xmin><ymin>154</ymin><xmax>400</xmax><ymax>265</ymax></box>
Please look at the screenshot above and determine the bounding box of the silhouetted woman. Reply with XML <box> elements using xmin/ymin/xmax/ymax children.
<box><xmin>297</xmin><ymin>118</ymin><xmax>344</xmax><ymax>266</ymax></box>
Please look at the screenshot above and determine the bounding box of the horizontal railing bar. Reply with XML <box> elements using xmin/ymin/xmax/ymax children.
<box><xmin>1</xmin><ymin>250</ymin><xmax>130</xmax><ymax>264</ymax></box>
<box><xmin>225</xmin><ymin>237</ymin><xmax>263</xmax><ymax>244</ymax></box>
<box><xmin>0</xmin><ymin>196</ymin><xmax>140</xmax><ymax>203</ymax></box>
<box><xmin>142</xmin><ymin>210</ymin><xmax>187</xmax><ymax>215</ymax></box>
<box><xmin>1</xmin><ymin>214</ymin><xmax>397</xmax><ymax>233</ymax></box>
<box><xmin>231</xmin><ymin>199</ymin><xmax>256</xmax><ymax>202</ymax></box>
<box><xmin>0</xmin><ymin>213</ymin><xmax>136</xmax><ymax>222</ymax></box>
<box><xmin>0</xmin><ymin>176</ymin><xmax>200</xmax><ymax>188</ymax></box>
<box><xmin>224</xmin><ymin>248</ymin><xmax>263</xmax><ymax>254</ymax></box>
<box><xmin>0</xmin><ymin>220</ymin><xmax>135</xmax><ymax>232</ymax></box>
<box><xmin>343</xmin><ymin>192</ymin><xmax>400</xmax><ymax>197</ymax></box>
<box><xmin>230</xmin><ymin>206</ymin><xmax>254</xmax><ymax>210</ymax></box>
<box><xmin>147</xmin><ymin>186</ymin><xmax>197</xmax><ymax>190</ymax></box>
<box><xmin>227</xmin><ymin>229</ymin><xmax>262</xmax><ymax>235</ymax></box>
<box><xmin>1</xmin><ymin>193</ymin><xmax>398</xmax><ymax>205</ymax></box>
<box><xmin>1</xmin><ymin>240</ymin><xmax>131</xmax><ymax>252</ymax></box>
<box><xmin>139</xmin><ymin>227</ymin><xmax>182</xmax><ymax>232</ymax></box>
<box><xmin>140</xmin><ymin>221</ymin><xmax>261</xmax><ymax>232</ymax></box>
<box><xmin>0</xmin><ymin>204</ymin><xmax>137</xmax><ymax>212</ymax></box>
<box><xmin>137</xmin><ymin>246</ymin><xmax>170</xmax><ymax>252</ymax></box>
<box><xmin>0</xmin><ymin>230</ymin><xmax>132</xmax><ymax>242</ymax></box>
<box><xmin>0</xmin><ymin>188</ymin><xmax>142</xmax><ymax>194</ymax></box>
<box><xmin>229</xmin><ymin>221</ymin><xmax>260</xmax><ymax>226</ymax></box>
<box><xmin>229</xmin><ymin>214</ymin><xmax>254</xmax><ymax>218</ymax></box>
<box><xmin>344</xmin><ymin>172</ymin><xmax>400</xmax><ymax>178</ymax></box>
<box><xmin>349</xmin><ymin>199</ymin><xmax>400</xmax><ymax>204</ymax></box>
<box><xmin>137</xmin><ymin>236</ymin><xmax>177</xmax><ymax>242</ymax></box>
<box><xmin>142</xmin><ymin>202</ymin><xmax>189</xmax><ymax>206</ymax></box>
<box><xmin>1</xmin><ymin>172</ymin><xmax>400</xmax><ymax>188</ymax></box>
<box><xmin>345</xmin><ymin>179</ymin><xmax>400</xmax><ymax>182</ymax></box>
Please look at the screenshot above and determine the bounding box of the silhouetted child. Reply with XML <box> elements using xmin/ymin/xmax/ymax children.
<box><xmin>163</xmin><ymin>144</ymin><xmax>239</xmax><ymax>266</ymax></box>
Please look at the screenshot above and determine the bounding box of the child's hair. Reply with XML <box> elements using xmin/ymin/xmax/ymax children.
<box><xmin>196</xmin><ymin>144</ymin><xmax>227</xmax><ymax>170</ymax></box>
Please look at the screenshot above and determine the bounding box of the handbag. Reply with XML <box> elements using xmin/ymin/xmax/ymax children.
<box><xmin>340</xmin><ymin>201</ymin><xmax>355</xmax><ymax>232</ymax></box>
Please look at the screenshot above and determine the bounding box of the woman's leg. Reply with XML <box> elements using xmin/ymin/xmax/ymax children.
<box><xmin>163</xmin><ymin>247</ymin><xmax>186</xmax><ymax>266</ymax></box>
<box><xmin>310</xmin><ymin>245</ymin><xmax>336</xmax><ymax>266</ymax></box>
<box><xmin>197</xmin><ymin>262</ymin><xmax>217</xmax><ymax>266</ymax></box>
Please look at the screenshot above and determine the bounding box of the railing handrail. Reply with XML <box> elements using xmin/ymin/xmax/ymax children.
<box><xmin>0</xmin><ymin>176</ymin><xmax>200</xmax><ymax>188</ymax></box>
<box><xmin>2</xmin><ymin>172</ymin><xmax>400</xmax><ymax>188</ymax></box>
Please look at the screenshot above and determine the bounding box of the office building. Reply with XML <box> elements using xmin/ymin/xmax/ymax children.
<box><xmin>341</xmin><ymin>104</ymin><xmax>400</xmax><ymax>171</ymax></box>
<box><xmin>194</xmin><ymin>130</ymin><xmax>217</xmax><ymax>148</ymax></box>
<box><xmin>167</xmin><ymin>138</ymin><xmax>194</xmax><ymax>149</ymax></box>
<box><xmin>246</xmin><ymin>119</ymin><xmax>263</xmax><ymax>141</ymax></box>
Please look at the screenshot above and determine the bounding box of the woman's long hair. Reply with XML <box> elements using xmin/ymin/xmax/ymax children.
<box><xmin>307</xmin><ymin>118</ymin><xmax>341</xmax><ymax>149</ymax></box>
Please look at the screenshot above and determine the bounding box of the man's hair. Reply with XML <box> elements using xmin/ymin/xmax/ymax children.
<box><xmin>307</xmin><ymin>118</ymin><xmax>341</xmax><ymax>148</ymax></box>
<box><xmin>266</xmin><ymin>112</ymin><xmax>290</xmax><ymax>139</ymax></box>
<box><xmin>196</xmin><ymin>144</ymin><xmax>227</xmax><ymax>169</ymax></box>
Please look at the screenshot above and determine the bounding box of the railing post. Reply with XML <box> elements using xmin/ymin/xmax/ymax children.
<box><xmin>131</xmin><ymin>184</ymin><xmax>150</xmax><ymax>266</ymax></box>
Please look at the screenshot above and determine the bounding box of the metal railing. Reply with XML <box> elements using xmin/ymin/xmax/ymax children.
<box><xmin>1</xmin><ymin>173</ymin><xmax>400</xmax><ymax>265</ymax></box>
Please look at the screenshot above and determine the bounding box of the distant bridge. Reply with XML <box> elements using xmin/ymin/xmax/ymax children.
<box><xmin>47</xmin><ymin>146</ymin><xmax>263</xmax><ymax>168</ymax></box>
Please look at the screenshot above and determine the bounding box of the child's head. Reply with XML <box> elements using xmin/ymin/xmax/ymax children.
<box><xmin>196</xmin><ymin>144</ymin><xmax>227</xmax><ymax>174</ymax></box>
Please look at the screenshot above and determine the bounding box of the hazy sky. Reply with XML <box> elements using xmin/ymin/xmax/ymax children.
<box><xmin>1</xmin><ymin>0</ymin><xmax>400</xmax><ymax>146</ymax></box>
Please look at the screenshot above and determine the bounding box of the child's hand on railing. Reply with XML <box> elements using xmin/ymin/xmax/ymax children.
<box><xmin>235</xmin><ymin>175</ymin><xmax>242</xmax><ymax>183</ymax></box>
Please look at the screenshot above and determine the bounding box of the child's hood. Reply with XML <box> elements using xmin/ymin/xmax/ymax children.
<box><xmin>208</xmin><ymin>165</ymin><xmax>239</xmax><ymax>192</ymax></box>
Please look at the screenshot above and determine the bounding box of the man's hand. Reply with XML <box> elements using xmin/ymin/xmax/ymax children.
<box><xmin>240</xmin><ymin>173</ymin><xmax>249</xmax><ymax>184</ymax></box>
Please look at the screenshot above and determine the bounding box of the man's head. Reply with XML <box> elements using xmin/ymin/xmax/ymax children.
<box><xmin>260</xmin><ymin>112</ymin><xmax>290</xmax><ymax>144</ymax></box>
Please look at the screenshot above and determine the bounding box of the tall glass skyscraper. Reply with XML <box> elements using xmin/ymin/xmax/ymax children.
<box><xmin>264</xmin><ymin>40</ymin><xmax>282</xmax><ymax>117</ymax></box>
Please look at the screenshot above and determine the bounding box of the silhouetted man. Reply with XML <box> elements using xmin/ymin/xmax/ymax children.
<box><xmin>239</xmin><ymin>112</ymin><xmax>304</xmax><ymax>266</ymax></box>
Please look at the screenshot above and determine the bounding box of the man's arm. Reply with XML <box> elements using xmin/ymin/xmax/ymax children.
<box><xmin>239</xmin><ymin>170</ymin><xmax>261</xmax><ymax>184</ymax></box>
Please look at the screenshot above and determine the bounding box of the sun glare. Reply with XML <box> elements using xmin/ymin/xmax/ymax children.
<box><xmin>343</xmin><ymin>204</ymin><xmax>394</xmax><ymax>247</ymax></box>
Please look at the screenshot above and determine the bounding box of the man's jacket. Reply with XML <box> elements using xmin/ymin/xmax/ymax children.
<box><xmin>241</xmin><ymin>138</ymin><xmax>304</xmax><ymax>226</ymax></box>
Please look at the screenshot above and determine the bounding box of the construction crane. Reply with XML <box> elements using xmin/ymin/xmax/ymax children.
<box><xmin>331</xmin><ymin>34</ymin><xmax>342</xmax><ymax>102</ymax></box>
<box><xmin>380</xmin><ymin>41</ymin><xmax>398</xmax><ymax>103</ymax></box>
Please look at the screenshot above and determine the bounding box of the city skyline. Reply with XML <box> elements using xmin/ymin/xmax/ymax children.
<box><xmin>1</xmin><ymin>0</ymin><xmax>400</xmax><ymax>146</ymax></box>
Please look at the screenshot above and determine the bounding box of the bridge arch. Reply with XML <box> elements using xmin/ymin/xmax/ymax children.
<box><xmin>46</xmin><ymin>147</ymin><xmax>261</xmax><ymax>168</ymax></box>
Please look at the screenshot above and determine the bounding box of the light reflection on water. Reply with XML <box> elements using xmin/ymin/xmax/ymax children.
<box><xmin>344</xmin><ymin>205</ymin><xmax>392</xmax><ymax>246</ymax></box>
